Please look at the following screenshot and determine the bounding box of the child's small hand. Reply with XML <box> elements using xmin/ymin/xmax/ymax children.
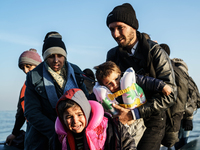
<box><xmin>162</xmin><ymin>85</ymin><xmax>172</xmax><ymax>96</ymax></box>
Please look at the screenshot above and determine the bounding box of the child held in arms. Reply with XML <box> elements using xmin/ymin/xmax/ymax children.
<box><xmin>93</xmin><ymin>61</ymin><xmax>172</xmax><ymax>146</ymax></box>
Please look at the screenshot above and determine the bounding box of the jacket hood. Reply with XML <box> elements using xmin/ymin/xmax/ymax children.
<box><xmin>56</xmin><ymin>88</ymin><xmax>91</xmax><ymax>126</ymax></box>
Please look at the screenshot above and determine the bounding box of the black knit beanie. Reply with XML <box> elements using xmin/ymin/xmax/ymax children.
<box><xmin>42</xmin><ymin>32</ymin><xmax>67</xmax><ymax>60</ymax></box>
<box><xmin>106</xmin><ymin>3</ymin><xmax>139</xmax><ymax>30</ymax></box>
<box><xmin>43</xmin><ymin>31</ymin><xmax>62</xmax><ymax>42</ymax></box>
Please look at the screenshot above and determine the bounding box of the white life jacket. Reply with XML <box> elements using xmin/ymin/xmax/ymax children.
<box><xmin>93</xmin><ymin>67</ymin><xmax>146</xmax><ymax>113</ymax></box>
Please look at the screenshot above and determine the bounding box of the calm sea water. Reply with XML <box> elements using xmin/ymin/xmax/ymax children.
<box><xmin>0</xmin><ymin>110</ymin><xmax>200</xmax><ymax>143</ymax></box>
<box><xmin>0</xmin><ymin>110</ymin><xmax>26</xmax><ymax>143</ymax></box>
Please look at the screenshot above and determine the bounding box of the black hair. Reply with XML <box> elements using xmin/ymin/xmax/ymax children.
<box><xmin>57</xmin><ymin>100</ymin><xmax>78</xmax><ymax>121</ymax></box>
<box><xmin>160</xmin><ymin>43</ymin><xmax>170</xmax><ymax>56</ymax></box>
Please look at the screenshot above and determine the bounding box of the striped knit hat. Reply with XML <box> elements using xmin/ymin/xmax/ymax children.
<box><xmin>42</xmin><ymin>31</ymin><xmax>67</xmax><ymax>60</ymax></box>
<box><xmin>18</xmin><ymin>48</ymin><xmax>42</xmax><ymax>69</ymax></box>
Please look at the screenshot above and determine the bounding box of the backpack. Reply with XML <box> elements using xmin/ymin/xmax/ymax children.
<box><xmin>188</xmin><ymin>76</ymin><xmax>200</xmax><ymax>110</ymax></box>
<box><xmin>172</xmin><ymin>57</ymin><xmax>200</xmax><ymax>111</ymax></box>
<box><xmin>170</xmin><ymin>59</ymin><xmax>189</xmax><ymax>116</ymax></box>
<box><xmin>172</xmin><ymin>58</ymin><xmax>200</xmax><ymax>116</ymax></box>
<box><xmin>162</xmin><ymin>58</ymin><xmax>200</xmax><ymax>147</ymax></box>
<box><xmin>162</xmin><ymin>58</ymin><xmax>190</xmax><ymax>147</ymax></box>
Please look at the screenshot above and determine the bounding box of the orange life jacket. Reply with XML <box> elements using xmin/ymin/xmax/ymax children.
<box><xmin>20</xmin><ymin>82</ymin><xmax>26</xmax><ymax>113</ymax></box>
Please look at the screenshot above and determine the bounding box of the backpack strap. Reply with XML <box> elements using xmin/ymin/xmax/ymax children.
<box><xmin>69</xmin><ymin>63</ymin><xmax>84</xmax><ymax>87</ymax></box>
<box><xmin>69</xmin><ymin>62</ymin><xmax>89</xmax><ymax>97</ymax></box>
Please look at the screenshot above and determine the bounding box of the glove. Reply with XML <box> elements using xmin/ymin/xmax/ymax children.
<box><xmin>182</xmin><ymin>119</ymin><xmax>193</xmax><ymax>131</ymax></box>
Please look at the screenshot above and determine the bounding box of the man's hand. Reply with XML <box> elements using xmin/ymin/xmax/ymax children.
<box><xmin>182</xmin><ymin>119</ymin><xmax>193</xmax><ymax>131</ymax></box>
<box><xmin>6</xmin><ymin>134</ymin><xmax>16</xmax><ymax>146</ymax></box>
<box><xmin>112</xmin><ymin>103</ymin><xmax>134</xmax><ymax>125</ymax></box>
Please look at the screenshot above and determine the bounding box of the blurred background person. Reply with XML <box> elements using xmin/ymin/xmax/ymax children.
<box><xmin>5</xmin><ymin>49</ymin><xmax>42</xmax><ymax>149</ymax></box>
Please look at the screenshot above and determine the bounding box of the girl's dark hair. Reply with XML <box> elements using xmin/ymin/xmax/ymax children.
<box><xmin>57</xmin><ymin>100</ymin><xmax>78</xmax><ymax>121</ymax></box>
<box><xmin>83</xmin><ymin>68</ymin><xmax>95</xmax><ymax>80</ymax></box>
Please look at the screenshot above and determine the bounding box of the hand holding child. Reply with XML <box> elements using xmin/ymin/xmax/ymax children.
<box><xmin>162</xmin><ymin>84</ymin><xmax>172</xmax><ymax>96</ymax></box>
<box><xmin>112</xmin><ymin>103</ymin><xmax>134</xmax><ymax>125</ymax></box>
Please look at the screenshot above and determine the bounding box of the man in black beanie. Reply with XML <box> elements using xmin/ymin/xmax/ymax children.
<box><xmin>24</xmin><ymin>31</ymin><xmax>89</xmax><ymax>150</ymax></box>
<box><xmin>106</xmin><ymin>3</ymin><xmax>177</xmax><ymax>150</ymax></box>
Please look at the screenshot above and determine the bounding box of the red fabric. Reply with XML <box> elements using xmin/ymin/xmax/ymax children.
<box><xmin>20</xmin><ymin>82</ymin><xmax>26</xmax><ymax>112</ymax></box>
<box><xmin>66</xmin><ymin>130</ymin><xmax>76</xmax><ymax>150</ymax></box>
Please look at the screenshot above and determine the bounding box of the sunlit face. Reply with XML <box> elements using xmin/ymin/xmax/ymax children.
<box><xmin>102</xmin><ymin>71</ymin><xmax>121</xmax><ymax>93</ymax></box>
<box><xmin>63</xmin><ymin>105</ymin><xmax>86</xmax><ymax>134</ymax></box>
<box><xmin>20</xmin><ymin>64</ymin><xmax>37</xmax><ymax>74</ymax></box>
<box><xmin>46</xmin><ymin>54</ymin><xmax>65</xmax><ymax>72</ymax></box>
<box><xmin>109</xmin><ymin>22</ymin><xmax>137</xmax><ymax>51</ymax></box>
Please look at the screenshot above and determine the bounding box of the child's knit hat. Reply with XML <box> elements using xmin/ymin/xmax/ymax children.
<box><xmin>18</xmin><ymin>48</ymin><xmax>42</xmax><ymax>69</ymax></box>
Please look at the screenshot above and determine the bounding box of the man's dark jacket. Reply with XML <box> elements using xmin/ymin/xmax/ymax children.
<box><xmin>107</xmin><ymin>31</ymin><xmax>177</xmax><ymax>119</ymax></box>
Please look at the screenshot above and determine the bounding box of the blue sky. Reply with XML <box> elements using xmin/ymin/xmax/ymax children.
<box><xmin>0</xmin><ymin>0</ymin><xmax>200</xmax><ymax>110</ymax></box>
